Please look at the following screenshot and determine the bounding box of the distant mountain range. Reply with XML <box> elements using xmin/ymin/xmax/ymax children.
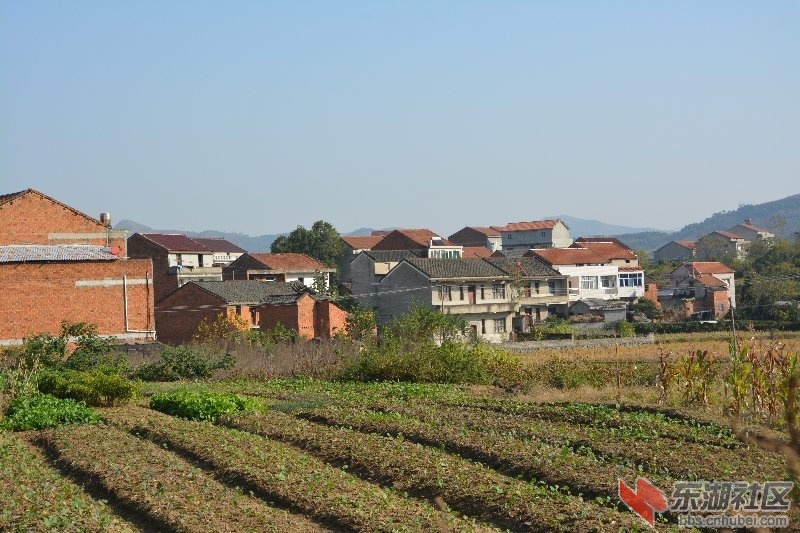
<box><xmin>116</xmin><ymin>193</ymin><xmax>800</xmax><ymax>254</ymax></box>
<box><xmin>609</xmin><ymin>193</ymin><xmax>800</xmax><ymax>251</ymax></box>
<box><xmin>114</xmin><ymin>220</ymin><xmax>281</xmax><ymax>252</ymax></box>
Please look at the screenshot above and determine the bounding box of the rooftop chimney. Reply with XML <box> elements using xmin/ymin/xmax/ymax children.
<box><xmin>745</xmin><ymin>218</ymin><xmax>753</xmax><ymax>225</ymax></box>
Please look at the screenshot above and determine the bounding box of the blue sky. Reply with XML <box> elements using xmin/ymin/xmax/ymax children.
<box><xmin>1</xmin><ymin>1</ymin><xmax>798</xmax><ymax>237</ymax></box>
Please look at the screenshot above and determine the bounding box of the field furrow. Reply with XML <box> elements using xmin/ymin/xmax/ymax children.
<box><xmin>434</xmin><ymin>398</ymin><xmax>743</xmax><ymax>448</ymax></box>
<box><xmin>102</xmin><ymin>406</ymin><xmax>481</xmax><ymax>532</ymax></box>
<box><xmin>287</xmin><ymin>404</ymin><xmax>667</xmax><ymax>506</ymax></box>
<box><xmin>32</xmin><ymin>423</ymin><xmax>324</xmax><ymax>532</ymax></box>
<box><xmin>221</xmin><ymin>410</ymin><xmax>644</xmax><ymax>532</ymax></box>
<box><xmin>362</xmin><ymin>399</ymin><xmax>787</xmax><ymax>482</ymax></box>
<box><xmin>0</xmin><ymin>430</ymin><xmax>133</xmax><ymax>532</ymax></box>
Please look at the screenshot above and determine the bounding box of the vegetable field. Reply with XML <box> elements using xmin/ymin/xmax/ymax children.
<box><xmin>1</xmin><ymin>379</ymin><xmax>793</xmax><ymax>531</ymax></box>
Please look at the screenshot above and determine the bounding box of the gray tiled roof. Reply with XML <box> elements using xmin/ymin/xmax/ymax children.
<box><xmin>404</xmin><ymin>258</ymin><xmax>508</xmax><ymax>279</ymax></box>
<box><xmin>191</xmin><ymin>280</ymin><xmax>308</xmax><ymax>305</ymax></box>
<box><xmin>0</xmin><ymin>245</ymin><xmax>118</xmax><ymax>262</ymax></box>
<box><xmin>487</xmin><ymin>257</ymin><xmax>561</xmax><ymax>278</ymax></box>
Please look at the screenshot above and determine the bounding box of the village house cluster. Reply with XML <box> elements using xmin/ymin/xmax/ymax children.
<box><xmin>0</xmin><ymin>188</ymin><xmax>743</xmax><ymax>345</ymax></box>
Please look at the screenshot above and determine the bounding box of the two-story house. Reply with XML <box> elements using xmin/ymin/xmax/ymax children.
<box><xmin>375</xmin><ymin>258</ymin><xmax>515</xmax><ymax>342</ymax></box>
<box><xmin>0</xmin><ymin>189</ymin><xmax>155</xmax><ymax>343</ymax></box>
<box><xmin>448</xmin><ymin>227</ymin><xmax>503</xmax><ymax>253</ymax></box>
<box><xmin>349</xmin><ymin>250</ymin><xmax>422</xmax><ymax>309</ymax></box>
<box><xmin>127</xmin><ymin>233</ymin><xmax>223</xmax><ymax>303</ymax></box>
<box><xmin>192</xmin><ymin>238</ymin><xmax>247</xmax><ymax>266</ymax></box>
<box><xmin>487</xmin><ymin>257</ymin><xmax>569</xmax><ymax>330</ymax></box>
<box><xmin>660</xmin><ymin>262</ymin><xmax>736</xmax><ymax>319</ymax></box>
<box><xmin>338</xmin><ymin>232</ymin><xmax>388</xmax><ymax>286</ymax></box>
<box><xmin>697</xmin><ymin>231</ymin><xmax>748</xmax><ymax>260</ymax></box>
<box><xmin>654</xmin><ymin>240</ymin><xmax>697</xmax><ymax>262</ymax></box>
<box><xmin>728</xmin><ymin>219</ymin><xmax>774</xmax><ymax>241</ymax></box>
<box><xmin>371</xmin><ymin>229</ymin><xmax>463</xmax><ymax>258</ymax></box>
<box><xmin>223</xmin><ymin>253</ymin><xmax>335</xmax><ymax>289</ymax></box>
<box><xmin>528</xmin><ymin>246</ymin><xmax>645</xmax><ymax>312</ymax></box>
<box><xmin>497</xmin><ymin>219</ymin><xmax>573</xmax><ymax>252</ymax></box>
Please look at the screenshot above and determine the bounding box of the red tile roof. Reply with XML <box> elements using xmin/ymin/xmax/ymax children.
<box><xmin>570</xmin><ymin>242</ymin><xmax>637</xmax><ymax>261</ymax></box>
<box><xmin>248</xmin><ymin>253</ymin><xmax>328</xmax><ymax>271</ymax></box>
<box><xmin>498</xmin><ymin>219</ymin><xmax>564</xmax><ymax>232</ymax></box>
<box><xmin>469</xmin><ymin>226</ymin><xmax>502</xmax><ymax>237</ymax></box>
<box><xmin>529</xmin><ymin>248</ymin><xmax>608</xmax><ymax>265</ymax></box>
<box><xmin>689</xmin><ymin>262</ymin><xmax>735</xmax><ymax>274</ymax></box>
<box><xmin>462</xmin><ymin>246</ymin><xmax>492</xmax><ymax>258</ymax></box>
<box><xmin>713</xmin><ymin>230</ymin><xmax>744</xmax><ymax>240</ymax></box>
<box><xmin>340</xmin><ymin>235</ymin><xmax>385</xmax><ymax>250</ymax></box>
<box><xmin>618</xmin><ymin>266</ymin><xmax>644</xmax><ymax>272</ymax></box>
<box><xmin>675</xmin><ymin>240</ymin><xmax>697</xmax><ymax>250</ymax></box>
<box><xmin>694</xmin><ymin>273</ymin><xmax>728</xmax><ymax>288</ymax></box>
<box><xmin>139</xmin><ymin>233</ymin><xmax>213</xmax><ymax>252</ymax></box>
<box><xmin>371</xmin><ymin>229</ymin><xmax>453</xmax><ymax>250</ymax></box>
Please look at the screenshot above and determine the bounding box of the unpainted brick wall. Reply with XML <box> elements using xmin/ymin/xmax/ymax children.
<box><xmin>154</xmin><ymin>283</ymin><xmax>227</xmax><ymax>344</ymax></box>
<box><xmin>0</xmin><ymin>259</ymin><xmax>154</xmax><ymax>342</ymax></box>
<box><xmin>0</xmin><ymin>191</ymin><xmax>124</xmax><ymax>248</ymax></box>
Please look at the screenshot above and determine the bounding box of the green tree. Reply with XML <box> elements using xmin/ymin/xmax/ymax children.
<box><xmin>271</xmin><ymin>220</ymin><xmax>346</xmax><ymax>269</ymax></box>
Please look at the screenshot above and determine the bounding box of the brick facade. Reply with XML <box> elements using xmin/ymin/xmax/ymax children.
<box><xmin>0</xmin><ymin>189</ymin><xmax>154</xmax><ymax>343</ymax></box>
<box><xmin>0</xmin><ymin>189</ymin><xmax>126</xmax><ymax>251</ymax></box>
<box><xmin>155</xmin><ymin>284</ymin><xmax>349</xmax><ymax>345</ymax></box>
<box><xmin>0</xmin><ymin>259</ymin><xmax>154</xmax><ymax>343</ymax></box>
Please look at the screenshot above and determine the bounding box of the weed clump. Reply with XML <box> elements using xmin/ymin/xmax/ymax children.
<box><xmin>1</xmin><ymin>393</ymin><xmax>101</xmax><ymax>431</ymax></box>
<box><xmin>150</xmin><ymin>389</ymin><xmax>260</xmax><ymax>421</ymax></box>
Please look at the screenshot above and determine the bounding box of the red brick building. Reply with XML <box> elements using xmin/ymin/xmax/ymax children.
<box><xmin>155</xmin><ymin>280</ymin><xmax>348</xmax><ymax>345</ymax></box>
<box><xmin>223</xmin><ymin>253</ymin><xmax>335</xmax><ymax>289</ymax></box>
<box><xmin>0</xmin><ymin>189</ymin><xmax>155</xmax><ymax>343</ymax></box>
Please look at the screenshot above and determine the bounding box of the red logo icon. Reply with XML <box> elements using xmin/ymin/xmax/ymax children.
<box><xmin>619</xmin><ymin>478</ymin><xmax>669</xmax><ymax>526</ymax></box>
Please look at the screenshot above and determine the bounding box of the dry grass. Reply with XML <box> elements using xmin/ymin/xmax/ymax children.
<box><xmin>517</xmin><ymin>331</ymin><xmax>800</xmax><ymax>363</ymax></box>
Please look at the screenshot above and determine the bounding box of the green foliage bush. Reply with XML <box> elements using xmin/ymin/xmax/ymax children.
<box><xmin>37</xmin><ymin>369</ymin><xmax>139</xmax><ymax>407</ymax></box>
<box><xmin>149</xmin><ymin>389</ymin><xmax>260</xmax><ymax>421</ymax></box>
<box><xmin>614</xmin><ymin>320</ymin><xmax>636</xmax><ymax>338</ymax></box>
<box><xmin>1</xmin><ymin>393</ymin><xmax>101</xmax><ymax>431</ymax></box>
<box><xmin>132</xmin><ymin>346</ymin><xmax>235</xmax><ymax>381</ymax></box>
<box><xmin>340</xmin><ymin>307</ymin><xmax>524</xmax><ymax>384</ymax></box>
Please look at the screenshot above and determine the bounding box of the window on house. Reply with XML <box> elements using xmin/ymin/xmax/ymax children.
<box><xmin>235</xmin><ymin>305</ymin><xmax>242</xmax><ymax>316</ymax></box>
<box><xmin>459</xmin><ymin>286</ymin><xmax>465</xmax><ymax>301</ymax></box>
<box><xmin>507</xmin><ymin>233</ymin><xmax>512</xmax><ymax>239</ymax></box>
<box><xmin>619</xmin><ymin>273</ymin><xmax>643</xmax><ymax>287</ymax></box>
<box><xmin>534</xmin><ymin>282</ymin><xmax>540</xmax><ymax>294</ymax></box>
<box><xmin>439</xmin><ymin>285</ymin><xmax>452</xmax><ymax>301</ymax></box>
<box><xmin>481</xmin><ymin>319</ymin><xmax>486</xmax><ymax>334</ymax></box>
<box><xmin>600</xmin><ymin>275</ymin><xmax>616</xmax><ymax>288</ymax></box>
<box><xmin>492</xmin><ymin>284</ymin><xmax>505</xmax><ymax>299</ymax></box>
<box><xmin>580</xmin><ymin>276</ymin><xmax>598</xmax><ymax>290</ymax></box>
<box><xmin>480</xmin><ymin>286</ymin><xmax>485</xmax><ymax>299</ymax></box>
<box><xmin>541</xmin><ymin>232</ymin><xmax>546</xmax><ymax>237</ymax></box>
<box><xmin>494</xmin><ymin>318</ymin><xmax>506</xmax><ymax>333</ymax></box>
<box><xmin>548</xmin><ymin>281</ymin><xmax>556</xmax><ymax>294</ymax></box>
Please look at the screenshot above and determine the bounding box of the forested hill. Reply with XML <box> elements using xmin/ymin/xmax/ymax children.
<box><xmin>613</xmin><ymin>193</ymin><xmax>800</xmax><ymax>252</ymax></box>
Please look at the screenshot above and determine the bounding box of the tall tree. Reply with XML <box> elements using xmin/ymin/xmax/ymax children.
<box><xmin>271</xmin><ymin>220</ymin><xmax>346</xmax><ymax>268</ymax></box>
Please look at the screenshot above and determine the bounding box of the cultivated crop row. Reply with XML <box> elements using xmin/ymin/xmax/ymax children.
<box><xmin>361</xmin><ymin>399</ymin><xmax>787</xmax><ymax>483</ymax></box>
<box><xmin>32</xmin><ymin>422</ymin><xmax>323</xmax><ymax>532</ymax></box>
<box><xmin>281</xmin><ymin>403</ymin><xmax>670</xmax><ymax>508</ymax></box>
<box><xmin>221</xmin><ymin>410</ymin><xmax>644</xmax><ymax>531</ymax></box>
<box><xmin>102</xmin><ymin>406</ymin><xmax>481</xmax><ymax>532</ymax></box>
<box><xmin>0</xmin><ymin>431</ymin><xmax>131</xmax><ymax>531</ymax></box>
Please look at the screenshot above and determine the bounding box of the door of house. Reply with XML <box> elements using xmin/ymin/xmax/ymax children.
<box><xmin>467</xmin><ymin>285</ymin><xmax>476</xmax><ymax>304</ymax></box>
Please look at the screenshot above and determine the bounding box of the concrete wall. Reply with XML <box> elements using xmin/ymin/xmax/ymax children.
<box><xmin>0</xmin><ymin>259</ymin><xmax>155</xmax><ymax>343</ymax></box>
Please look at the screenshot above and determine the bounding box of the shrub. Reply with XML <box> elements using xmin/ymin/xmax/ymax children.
<box><xmin>132</xmin><ymin>345</ymin><xmax>235</xmax><ymax>381</ymax></box>
<box><xmin>149</xmin><ymin>389</ymin><xmax>260</xmax><ymax>421</ymax></box>
<box><xmin>1</xmin><ymin>393</ymin><xmax>102</xmax><ymax>431</ymax></box>
<box><xmin>37</xmin><ymin>369</ymin><xmax>139</xmax><ymax>407</ymax></box>
<box><xmin>614</xmin><ymin>320</ymin><xmax>636</xmax><ymax>338</ymax></box>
